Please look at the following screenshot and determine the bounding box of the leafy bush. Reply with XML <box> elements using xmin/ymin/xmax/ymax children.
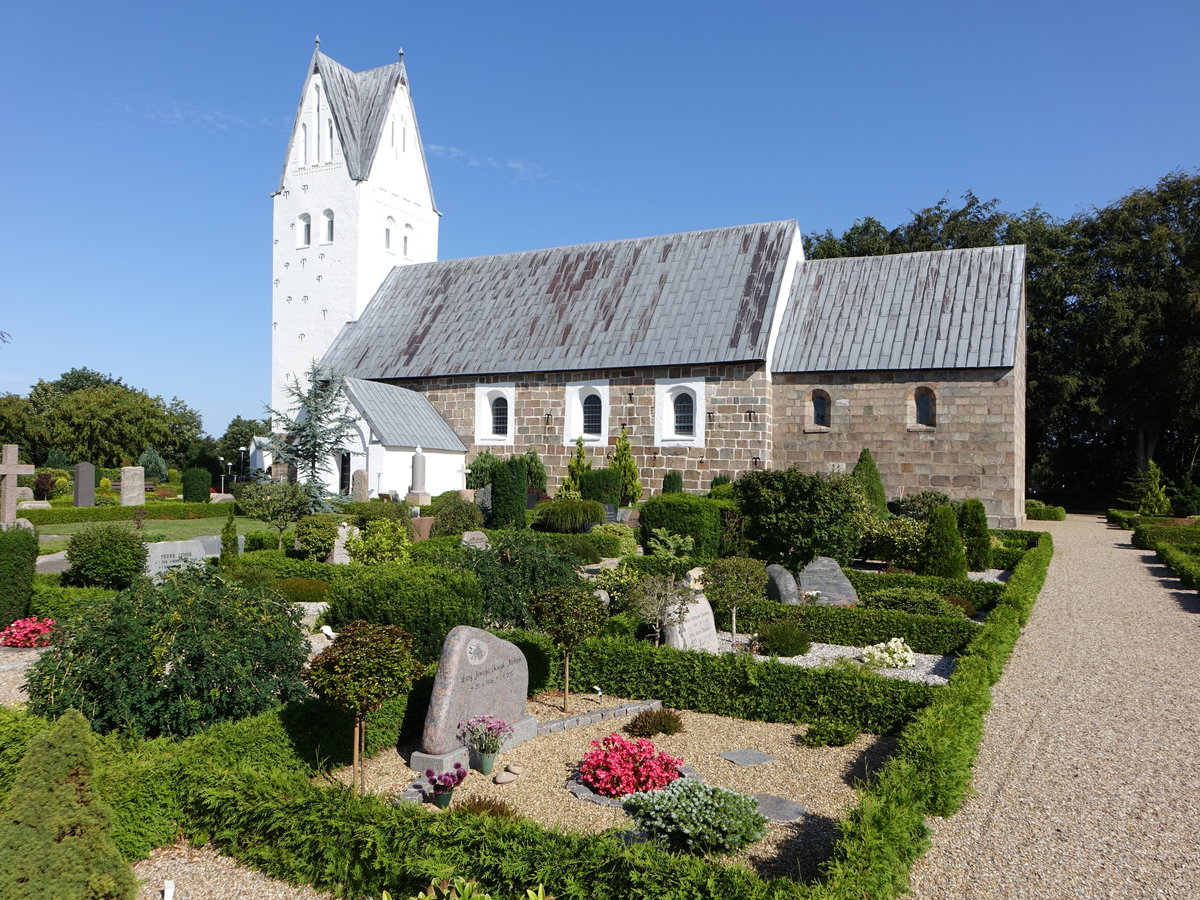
<box><xmin>531</xmin><ymin>498</ymin><xmax>605</xmax><ymax>533</ymax></box>
<box><xmin>755</xmin><ymin>620</ymin><xmax>811</xmax><ymax>657</ymax></box>
<box><xmin>29</xmin><ymin>576</ymin><xmax>116</xmax><ymax>622</ymax></box>
<box><xmin>893</xmin><ymin>490</ymin><xmax>953</xmax><ymax>521</ymax></box>
<box><xmin>521</xmin><ymin>449</ymin><xmax>548</xmax><ymax>495</ymax></box>
<box><xmin>491</xmin><ymin>456</ymin><xmax>528</xmax><ymax>529</ymax></box>
<box><xmin>579</xmin><ymin>469</ymin><xmax>621</xmax><ymax>506</ymax></box>
<box><xmin>0</xmin><ymin>709</ymin><xmax>138</xmax><ymax>899</ymax></box>
<box><xmin>294</xmin><ymin>515</ymin><xmax>340</xmax><ymax>560</ymax></box>
<box><xmin>0</xmin><ymin>527</ymin><xmax>38</xmax><ymax>628</ymax></box>
<box><xmin>21</xmin><ymin>502</ymin><xmax>229</xmax><ymax>526</ymax></box>
<box><xmin>346</xmin><ymin>517</ymin><xmax>412</xmax><ymax>566</ymax></box>
<box><xmin>430</xmin><ymin>496</ymin><xmax>485</xmax><ymax>537</ymax></box>
<box><xmin>64</xmin><ymin>523</ymin><xmax>148</xmax><ymax>589</ymax></box>
<box><xmin>326</xmin><ymin>565</ymin><xmax>483</xmax><ymax>664</ymax></box>
<box><xmin>463</xmin><ymin>532</ymin><xmax>582</xmax><ymax>628</ymax></box>
<box><xmin>273</xmin><ymin>577</ymin><xmax>331</xmax><ymax>604</ymax></box>
<box><xmin>958</xmin><ymin>499</ymin><xmax>992</xmax><ymax>571</ymax></box>
<box><xmin>578</xmin><ymin>733</ymin><xmax>681</xmax><ymax>798</ymax></box>
<box><xmin>638</xmin><ymin>493</ymin><xmax>723</xmax><ymax>559</ymax></box>
<box><xmin>45</xmin><ymin>448</ymin><xmax>70</xmax><ymax>469</ymax></box>
<box><xmin>137</xmin><ymin>447</ymin><xmax>169</xmax><ymax>483</ymax></box>
<box><xmin>624</xmin><ymin>778</ymin><xmax>768</xmax><ymax>856</ymax></box>
<box><xmin>845</xmin><ymin>567</ymin><xmax>1004</xmax><ymax>612</ymax></box>
<box><xmin>852</xmin><ymin>448</ymin><xmax>889</xmax><ymax>517</ymax></box>
<box><xmin>339</xmin><ymin>500</ymin><xmax>415</xmax><ymax>532</ymax></box>
<box><xmin>26</xmin><ymin>567</ymin><xmax>309</xmax><ymax>738</ymax></box>
<box><xmin>709</xmin><ymin>474</ymin><xmax>731</xmax><ymax>492</ymax></box>
<box><xmin>624</xmin><ymin>707</ymin><xmax>684</xmax><ymax>738</ymax></box>
<box><xmin>734</xmin><ymin>468</ymin><xmax>863</xmax><ymax>568</ymax></box>
<box><xmin>465</xmin><ymin>449</ymin><xmax>500</xmax><ymax>490</ymax></box>
<box><xmin>858</xmin><ymin>587</ymin><xmax>966</xmax><ymax>619</ymax></box>
<box><xmin>589</xmin><ymin>522</ymin><xmax>638</xmax><ymax>557</ymax></box>
<box><xmin>1171</xmin><ymin>474</ymin><xmax>1200</xmax><ymax>517</ymax></box>
<box><xmin>662</xmin><ymin>471</ymin><xmax>683</xmax><ymax>494</ymax></box>
<box><xmin>1025</xmin><ymin>498</ymin><xmax>1067</xmax><ymax>520</ymax></box>
<box><xmin>801</xmin><ymin>718</ymin><xmax>859</xmax><ymax>747</ymax></box>
<box><xmin>918</xmin><ymin>506</ymin><xmax>968</xmax><ymax>579</ymax></box>
<box><xmin>182</xmin><ymin>467</ymin><xmax>212</xmax><ymax>503</ymax></box>
<box><xmin>859</xmin><ymin>516</ymin><xmax>927</xmax><ymax>569</ymax></box>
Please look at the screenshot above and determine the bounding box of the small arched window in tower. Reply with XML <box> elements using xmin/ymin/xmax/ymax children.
<box><xmin>300</xmin><ymin>123</ymin><xmax>308</xmax><ymax>166</ymax></box>
<box><xmin>403</xmin><ymin>223</ymin><xmax>413</xmax><ymax>257</ymax></box>
<box><xmin>582</xmin><ymin>393</ymin><xmax>603</xmax><ymax>436</ymax></box>
<box><xmin>327</xmin><ymin>118</ymin><xmax>334</xmax><ymax>162</ymax></box>
<box><xmin>674</xmin><ymin>392</ymin><xmax>695</xmax><ymax>436</ymax></box>
<box><xmin>914</xmin><ymin>387</ymin><xmax>937</xmax><ymax>428</ymax></box>
<box><xmin>811</xmin><ymin>389</ymin><xmax>831</xmax><ymax>428</ymax></box>
<box><xmin>323</xmin><ymin>210</ymin><xmax>334</xmax><ymax>243</ymax></box>
<box><xmin>385</xmin><ymin>216</ymin><xmax>395</xmax><ymax>252</ymax></box>
<box><xmin>297</xmin><ymin>214</ymin><xmax>311</xmax><ymax>248</ymax></box>
<box><xmin>491</xmin><ymin>396</ymin><xmax>509</xmax><ymax>437</ymax></box>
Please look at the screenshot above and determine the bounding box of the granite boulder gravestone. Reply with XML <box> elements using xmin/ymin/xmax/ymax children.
<box><xmin>351</xmin><ymin>468</ymin><xmax>369</xmax><ymax>502</ymax></box>
<box><xmin>798</xmin><ymin>556</ymin><xmax>858</xmax><ymax>606</ymax></box>
<box><xmin>411</xmin><ymin>626</ymin><xmax>538</xmax><ymax>774</ymax></box>
<box><xmin>766</xmin><ymin>564</ymin><xmax>801</xmax><ymax>605</ymax></box>
<box><xmin>14</xmin><ymin>487</ymin><xmax>34</xmax><ymax>501</ymax></box>
<box><xmin>662</xmin><ymin>593</ymin><xmax>719</xmax><ymax>654</ymax></box>
<box><xmin>74</xmin><ymin>462</ymin><xmax>95</xmax><ymax>507</ymax></box>
<box><xmin>120</xmin><ymin>466</ymin><xmax>145</xmax><ymax>506</ymax></box>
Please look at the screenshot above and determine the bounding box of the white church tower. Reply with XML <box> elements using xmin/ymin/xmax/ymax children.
<box><xmin>271</xmin><ymin>39</ymin><xmax>439</xmax><ymax>415</ymax></box>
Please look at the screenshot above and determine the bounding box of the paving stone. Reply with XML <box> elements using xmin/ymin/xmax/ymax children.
<box><xmin>754</xmin><ymin>793</ymin><xmax>808</xmax><ymax>822</ymax></box>
<box><xmin>719</xmin><ymin>749</ymin><xmax>778</xmax><ymax>767</ymax></box>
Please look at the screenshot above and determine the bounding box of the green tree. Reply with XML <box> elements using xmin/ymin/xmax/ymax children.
<box><xmin>0</xmin><ymin>709</ymin><xmax>137</xmax><ymax>900</ymax></box>
<box><xmin>611</xmin><ymin>426</ymin><xmax>642</xmax><ymax>506</ymax></box>
<box><xmin>217</xmin><ymin>415</ymin><xmax>270</xmax><ymax>475</ymax></box>
<box><xmin>44</xmin><ymin>384</ymin><xmax>174</xmax><ymax>467</ymax></box>
<box><xmin>466</xmin><ymin>448</ymin><xmax>500</xmax><ymax>490</ymax></box>
<box><xmin>734</xmin><ymin>468</ymin><xmax>862</xmax><ymax>568</ymax></box>
<box><xmin>522</xmin><ymin>448</ymin><xmax>548</xmax><ymax>494</ymax></box>
<box><xmin>137</xmin><ymin>447</ymin><xmax>168</xmax><ymax>482</ymax></box>
<box><xmin>703</xmin><ymin>557</ymin><xmax>768</xmax><ymax>646</ymax></box>
<box><xmin>266</xmin><ymin>361</ymin><xmax>360</xmax><ymax>510</ymax></box>
<box><xmin>45</xmin><ymin>448</ymin><xmax>70</xmax><ymax>469</ymax></box>
<box><xmin>237</xmin><ymin>481</ymin><xmax>312</xmax><ymax>548</ymax></box>
<box><xmin>220</xmin><ymin>505</ymin><xmax>238</xmax><ymax>566</ymax></box>
<box><xmin>1137</xmin><ymin>461</ymin><xmax>1172</xmax><ymax>516</ymax></box>
<box><xmin>851</xmin><ymin>448</ymin><xmax>888</xmax><ymax>517</ymax></box>
<box><xmin>305</xmin><ymin>621</ymin><xmax>425</xmax><ymax>793</ymax></box>
<box><xmin>563</xmin><ymin>436</ymin><xmax>592</xmax><ymax>494</ymax></box>
<box><xmin>918</xmin><ymin>506</ymin><xmax>968</xmax><ymax>579</ymax></box>
<box><xmin>529</xmin><ymin>586</ymin><xmax>607</xmax><ymax>713</ymax></box>
<box><xmin>959</xmin><ymin>498</ymin><xmax>992</xmax><ymax>572</ymax></box>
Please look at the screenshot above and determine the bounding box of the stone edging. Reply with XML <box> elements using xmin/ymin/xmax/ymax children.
<box><xmin>535</xmin><ymin>699</ymin><xmax>662</xmax><ymax>736</ymax></box>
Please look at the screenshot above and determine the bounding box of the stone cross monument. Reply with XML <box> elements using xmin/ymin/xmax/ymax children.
<box><xmin>1</xmin><ymin>444</ymin><xmax>36</xmax><ymax>527</ymax></box>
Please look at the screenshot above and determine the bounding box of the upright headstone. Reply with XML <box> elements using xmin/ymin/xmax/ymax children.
<box><xmin>145</xmin><ymin>540</ymin><xmax>208</xmax><ymax>576</ymax></box>
<box><xmin>14</xmin><ymin>487</ymin><xmax>34</xmax><ymax>501</ymax></box>
<box><xmin>766</xmin><ymin>564</ymin><xmax>801</xmax><ymax>605</ymax></box>
<box><xmin>351</xmin><ymin>469</ymin><xmax>369</xmax><ymax>502</ymax></box>
<box><xmin>406</xmin><ymin>447</ymin><xmax>431</xmax><ymax>506</ymax></box>
<box><xmin>74</xmin><ymin>463</ymin><xmax>95</xmax><ymax>507</ymax></box>
<box><xmin>662</xmin><ymin>593</ymin><xmax>719</xmax><ymax>654</ymax></box>
<box><xmin>120</xmin><ymin>466</ymin><xmax>145</xmax><ymax>507</ymax></box>
<box><xmin>798</xmin><ymin>556</ymin><xmax>858</xmax><ymax>607</ymax></box>
<box><xmin>0</xmin><ymin>445</ymin><xmax>35</xmax><ymax>527</ymax></box>
<box><xmin>460</xmin><ymin>531</ymin><xmax>490</xmax><ymax>550</ymax></box>
<box><xmin>329</xmin><ymin>522</ymin><xmax>358</xmax><ymax>564</ymax></box>
<box><xmin>411</xmin><ymin>626</ymin><xmax>538</xmax><ymax>774</ymax></box>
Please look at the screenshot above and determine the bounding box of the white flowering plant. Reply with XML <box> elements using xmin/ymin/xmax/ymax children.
<box><xmin>861</xmin><ymin>637</ymin><xmax>915</xmax><ymax>669</ymax></box>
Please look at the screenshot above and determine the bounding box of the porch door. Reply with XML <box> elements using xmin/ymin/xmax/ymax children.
<box><xmin>339</xmin><ymin>452</ymin><xmax>351</xmax><ymax>495</ymax></box>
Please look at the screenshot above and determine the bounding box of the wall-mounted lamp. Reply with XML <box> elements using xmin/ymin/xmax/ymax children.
<box><xmin>706</xmin><ymin>411</ymin><xmax>715</xmax><ymax>422</ymax></box>
<box><xmin>751</xmin><ymin>456</ymin><xmax>761</xmax><ymax>468</ymax></box>
<box><xmin>745</xmin><ymin>410</ymin><xmax>756</xmax><ymax>422</ymax></box>
<box><xmin>544</xmin><ymin>413</ymin><xmax>553</xmax><ymax>425</ymax></box>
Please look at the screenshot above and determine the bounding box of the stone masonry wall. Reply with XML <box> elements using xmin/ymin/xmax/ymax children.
<box><xmin>773</xmin><ymin>367</ymin><xmax>1024</xmax><ymax>527</ymax></box>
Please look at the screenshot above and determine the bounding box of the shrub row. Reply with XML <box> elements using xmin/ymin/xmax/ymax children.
<box><xmin>0</xmin><ymin>528</ymin><xmax>38</xmax><ymax>628</ymax></box>
<box><xmin>1157</xmin><ymin>545</ymin><xmax>1200</xmax><ymax>590</ymax></box>
<box><xmin>1024</xmin><ymin>499</ymin><xmax>1066</xmax><ymax>520</ymax></box>
<box><xmin>1107</xmin><ymin>508</ymin><xmax>1139</xmax><ymax>528</ymax></box>
<box><xmin>843</xmin><ymin>568</ymin><xmax>1004</xmax><ymax>612</ymax></box>
<box><xmin>29</xmin><ymin>574</ymin><xmax>117</xmax><ymax>622</ymax></box>
<box><xmin>21</xmin><ymin>503</ymin><xmax>231</xmax><ymax>526</ymax></box>
<box><xmin>1131</xmin><ymin>523</ymin><xmax>1200</xmax><ymax>551</ymax></box>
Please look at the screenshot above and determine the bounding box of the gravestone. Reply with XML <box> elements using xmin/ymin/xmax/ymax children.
<box><xmin>328</xmin><ymin>522</ymin><xmax>358</xmax><ymax>564</ymax></box>
<box><xmin>460</xmin><ymin>531</ymin><xmax>489</xmax><ymax>550</ymax></box>
<box><xmin>683</xmin><ymin>566</ymin><xmax>705</xmax><ymax>591</ymax></box>
<box><xmin>475</xmin><ymin>483</ymin><xmax>492</xmax><ymax>509</ymax></box>
<box><xmin>603</xmin><ymin>503</ymin><xmax>618</xmax><ymax>523</ymax></box>
<box><xmin>406</xmin><ymin>448</ymin><xmax>431</xmax><ymax>506</ymax></box>
<box><xmin>145</xmin><ymin>539</ymin><xmax>207</xmax><ymax>576</ymax></box>
<box><xmin>662</xmin><ymin>593</ymin><xmax>719</xmax><ymax>654</ymax></box>
<box><xmin>120</xmin><ymin>466</ymin><xmax>145</xmax><ymax>506</ymax></box>
<box><xmin>766</xmin><ymin>564</ymin><xmax>801</xmax><ymax>605</ymax></box>
<box><xmin>194</xmin><ymin>534</ymin><xmax>246</xmax><ymax>557</ymax></box>
<box><xmin>351</xmin><ymin>468</ymin><xmax>369</xmax><ymax>502</ymax></box>
<box><xmin>17</xmin><ymin>501</ymin><xmax>51</xmax><ymax>510</ymax></box>
<box><xmin>74</xmin><ymin>462</ymin><xmax>95</xmax><ymax>507</ymax></box>
<box><xmin>411</xmin><ymin>626</ymin><xmax>538</xmax><ymax>774</ymax></box>
<box><xmin>798</xmin><ymin>556</ymin><xmax>858</xmax><ymax>607</ymax></box>
<box><xmin>14</xmin><ymin>487</ymin><xmax>34</xmax><ymax>501</ymax></box>
<box><xmin>616</xmin><ymin>507</ymin><xmax>639</xmax><ymax>527</ymax></box>
<box><xmin>0</xmin><ymin>444</ymin><xmax>35</xmax><ymax>527</ymax></box>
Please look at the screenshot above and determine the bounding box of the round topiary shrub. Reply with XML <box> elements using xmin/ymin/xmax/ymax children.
<box><xmin>294</xmin><ymin>515</ymin><xmax>340</xmax><ymax>561</ymax></box>
<box><xmin>532</xmin><ymin>498</ymin><xmax>606</xmax><ymax>533</ymax></box>
<box><xmin>429</xmin><ymin>496</ymin><xmax>485</xmax><ymax>537</ymax></box>
<box><xmin>623</xmin><ymin>778</ymin><xmax>768</xmax><ymax>855</ymax></box>
<box><xmin>755</xmin><ymin>620</ymin><xmax>811</xmax><ymax>657</ymax></box>
<box><xmin>801</xmin><ymin>718</ymin><xmax>859</xmax><ymax>747</ymax></box>
<box><xmin>64</xmin><ymin>523</ymin><xmax>148</xmax><ymax>590</ymax></box>
<box><xmin>181</xmin><ymin>467</ymin><xmax>212</xmax><ymax>503</ymax></box>
<box><xmin>858</xmin><ymin>586</ymin><xmax>966</xmax><ymax>618</ymax></box>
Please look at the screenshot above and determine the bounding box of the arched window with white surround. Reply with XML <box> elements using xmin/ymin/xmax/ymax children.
<box><xmin>582</xmin><ymin>394</ymin><xmax>603</xmax><ymax>436</ymax></box>
<box><xmin>475</xmin><ymin>384</ymin><xmax>516</xmax><ymax>445</ymax></box>
<box><xmin>673</xmin><ymin>392</ymin><xmax>694</xmax><ymax>436</ymax></box>
<box><xmin>654</xmin><ymin>379</ymin><xmax>705</xmax><ymax>447</ymax></box>
<box><xmin>322</xmin><ymin>210</ymin><xmax>334</xmax><ymax>243</ymax></box>
<box><xmin>811</xmin><ymin>389</ymin><xmax>831</xmax><ymax>429</ymax></box>
<box><xmin>913</xmin><ymin>386</ymin><xmax>937</xmax><ymax>428</ymax></box>
<box><xmin>297</xmin><ymin>213</ymin><xmax>311</xmax><ymax>248</ymax></box>
<box><xmin>563</xmin><ymin>381</ymin><xmax>609</xmax><ymax>445</ymax></box>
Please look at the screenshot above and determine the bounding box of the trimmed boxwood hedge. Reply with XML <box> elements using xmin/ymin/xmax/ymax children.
<box><xmin>21</xmin><ymin>502</ymin><xmax>231</xmax><ymax>526</ymax></box>
<box><xmin>637</xmin><ymin>493</ymin><xmax>723</xmax><ymax>559</ymax></box>
<box><xmin>0</xmin><ymin>527</ymin><xmax>37</xmax><ymax>628</ymax></box>
<box><xmin>1157</xmin><ymin>545</ymin><xmax>1200</xmax><ymax>590</ymax></box>
<box><xmin>1132</xmin><ymin>523</ymin><xmax>1200</xmax><ymax>550</ymax></box>
<box><xmin>844</xmin><ymin>568</ymin><xmax>1004</xmax><ymax>612</ymax></box>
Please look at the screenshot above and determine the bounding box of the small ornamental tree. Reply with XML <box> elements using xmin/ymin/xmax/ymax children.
<box><xmin>529</xmin><ymin>586</ymin><xmax>607</xmax><ymax>713</ymax></box>
<box><xmin>852</xmin><ymin>448</ymin><xmax>888</xmax><ymax>518</ymax></box>
<box><xmin>490</xmin><ymin>456</ymin><xmax>528</xmax><ymax>529</ymax></box>
<box><xmin>346</xmin><ymin>517</ymin><xmax>412</xmax><ymax>566</ymax></box>
<box><xmin>181</xmin><ymin>466</ymin><xmax>211</xmax><ymax>503</ymax></box>
<box><xmin>562</xmin><ymin>436</ymin><xmax>592</xmax><ymax>494</ymax></box>
<box><xmin>305</xmin><ymin>621</ymin><xmax>426</xmax><ymax>793</ymax></box>
<box><xmin>626</xmin><ymin>574</ymin><xmax>692</xmax><ymax>646</ymax></box>
<box><xmin>703</xmin><ymin>557</ymin><xmax>768</xmax><ymax>646</ymax></box>
<box><xmin>959</xmin><ymin>498</ymin><xmax>992</xmax><ymax>571</ymax></box>
<box><xmin>0</xmin><ymin>709</ymin><xmax>137</xmax><ymax>900</ymax></box>
<box><xmin>45</xmin><ymin>448</ymin><xmax>70</xmax><ymax>469</ymax></box>
<box><xmin>611</xmin><ymin>426</ymin><xmax>642</xmax><ymax>506</ymax></box>
<box><xmin>522</xmin><ymin>448</ymin><xmax>548</xmax><ymax>495</ymax></box>
<box><xmin>918</xmin><ymin>505</ymin><xmax>968</xmax><ymax>579</ymax></box>
<box><xmin>219</xmin><ymin>505</ymin><xmax>238</xmax><ymax>566</ymax></box>
<box><xmin>137</xmin><ymin>447</ymin><xmax>169</xmax><ymax>483</ymax></box>
<box><xmin>1138</xmin><ymin>461</ymin><xmax>1172</xmax><ymax>516</ymax></box>
<box><xmin>466</xmin><ymin>448</ymin><xmax>500</xmax><ymax>490</ymax></box>
<box><xmin>237</xmin><ymin>481</ymin><xmax>312</xmax><ymax>548</ymax></box>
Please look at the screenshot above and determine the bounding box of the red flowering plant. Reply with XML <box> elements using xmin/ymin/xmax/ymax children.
<box><xmin>0</xmin><ymin>617</ymin><xmax>57</xmax><ymax>649</ymax></box>
<box><xmin>578</xmin><ymin>733</ymin><xmax>683</xmax><ymax>798</ymax></box>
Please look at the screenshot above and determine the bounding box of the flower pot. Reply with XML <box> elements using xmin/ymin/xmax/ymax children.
<box><xmin>477</xmin><ymin>752</ymin><xmax>497</xmax><ymax>775</ymax></box>
<box><xmin>431</xmin><ymin>790</ymin><xmax>454</xmax><ymax>809</ymax></box>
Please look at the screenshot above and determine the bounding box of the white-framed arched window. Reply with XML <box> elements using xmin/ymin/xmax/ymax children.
<box><xmin>654</xmin><ymin>379</ymin><xmax>705</xmax><ymax>447</ymax></box>
<box><xmin>322</xmin><ymin>209</ymin><xmax>334</xmax><ymax>243</ymax></box>
<box><xmin>475</xmin><ymin>383</ymin><xmax>515</xmax><ymax>445</ymax></box>
<box><xmin>564</xmin><ymin>380</ymin><xmax>609</xmax><ymax>446</ymax></box>
<box><xmin>297</xmin><ymin>213</ymin><xmax>311</xmax><ymax>248</ymax></box>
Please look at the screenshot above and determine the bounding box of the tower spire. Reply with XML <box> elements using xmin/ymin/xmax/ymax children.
<box><xmin>314</xmin><ymin>35</ymin><xmax>321</xmax><ymax>49</ymax></box>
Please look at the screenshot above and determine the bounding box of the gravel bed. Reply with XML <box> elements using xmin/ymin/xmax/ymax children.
<box><xmin>133</xmin><ymin>843</ymin><xmax>332</xmax><ymax>900</ymax></box>
<box><xmin>716</xmin><ymin>633</ymin><xmax>956</xmax><ymax>685</ymax></box>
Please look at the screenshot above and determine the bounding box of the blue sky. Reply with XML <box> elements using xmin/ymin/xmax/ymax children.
<box><xmin>3</xmin><ymin>0</ymin><xmax>1197</xmax><ymax>438</ymax></box>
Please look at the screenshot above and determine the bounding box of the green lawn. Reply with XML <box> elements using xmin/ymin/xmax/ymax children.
<box><xmin>39</xmin><ymin>517</ymin><xmax>266</xmax><ymax>541</ymax></box>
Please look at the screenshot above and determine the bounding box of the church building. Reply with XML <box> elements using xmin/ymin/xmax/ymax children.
<box><xmin>271</xmin><ymin>44</ymin><xmax>1027</xmax><ymax>526</ymax></box>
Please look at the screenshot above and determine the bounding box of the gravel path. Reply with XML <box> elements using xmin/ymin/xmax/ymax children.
<box><xmin>908</xmin><ymin>515</ymin><xmax>1200</xmax><ymax>899</ymax></box>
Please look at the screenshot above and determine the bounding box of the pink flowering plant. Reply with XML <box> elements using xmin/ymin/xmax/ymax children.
<box><xmin>421</xmin><ymin>762</ymin><xmax>468</xmax><ymax>796</ymax></box>
<box><xmin>578</xmin><ymin>733</ymin><xmax>683</xmax><ymax>798</ymax></box>
<box><xmin>457</xmin><ymin>714</ymin><xmax>513</xmax><ymax>755</ymax></box>
<box><xmin>0</xmin><ymin>617</ymin><xmax>57</xmax><ymax>649</ymax></box>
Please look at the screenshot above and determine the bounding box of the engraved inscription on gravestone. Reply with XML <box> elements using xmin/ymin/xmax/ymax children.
<box><xmin>662</xmin><ymin>593</ymin><xmax>719</xmax><ymax>654</ymax></box>
<box><xmin>144</xmin><ymin>540</ymin><xmax>208</xmax><ymax>576</ymax></box>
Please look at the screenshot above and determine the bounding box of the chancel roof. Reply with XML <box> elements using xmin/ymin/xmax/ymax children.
<box><xmin>322</xmin><ymin>221</ymin><xmax>798</xmax><ymax>379</ymax></box>
<box><xmin>342</xmin><ymin>378</ymin><xmax>465</xmax><ymax>452</ymax></box>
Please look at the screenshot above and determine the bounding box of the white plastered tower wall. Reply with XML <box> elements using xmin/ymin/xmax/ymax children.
<box><xmin>270</xmin><ymin>45</ymin><xmax>439</xmax><ymax>418</ymax></box>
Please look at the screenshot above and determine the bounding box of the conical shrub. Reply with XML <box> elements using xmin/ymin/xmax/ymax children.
<box><xmin>959</xmin><ymin>498</ymin><xmax>992</xmax><ymax>571</ymax></box>
<box><xmin>918</xmin><ymin>505</ymin><xmax>967</xmax><ymax>579</ymax></box>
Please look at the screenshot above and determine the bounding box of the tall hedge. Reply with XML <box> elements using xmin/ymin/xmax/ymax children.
<box><xmin>637</xmin><ymin>493</ymin><xmax>723</xmax><ymax>559</ymax></box>
<box><xmin>959</xmin><ymin>498</ymin><xmax>992</xmax><ymax>571</ymax></box>
<box><xmin>490</xmin><ymin>456</ymin><xmax>528</xmax><ymax>529</ymax></box>
<box><xmin>0</xmin><ymin>528</ymin><xmax>37</xmax><ymax>629</ymax></box>
<box><xmin>578</xmin><ymin>468</ymin><xmax>620</xmax><ymax>506</ymax></box>
<box><xmin>852</xmin><ymin>448</ymin><xmax>889</xmax><ymax>517</ymax></box>
<box><xmin>662</xmin><ymin>471</ymin><xmax>683</xmax><ymax>494</ymax></box>
<box><xmin>734</xmin><ymin>467</ymin><xmax>862</xmax><ymax>568</ymax></box>
<box><xmin>182</xmin><ymin>467</ymin><xmax>212</xmax><ymax>503</ymax></box>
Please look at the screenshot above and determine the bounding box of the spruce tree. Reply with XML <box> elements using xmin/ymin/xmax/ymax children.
<box><xmin>220</xmin><ymin>505</ymin><xmax>238</xmax><ymax>566</ymax></box>
<box><xmin>45</xmin><ymin>448</ymin><xmax>70</xmax><ymax>470</ymax></box>
<box><xmin>918</xmin><ymin>505</ymin><xmax>968</xmax><ymax>579</ymax></box>
<box><xmin>136</xmin><ymin>447</ymin><xmax>168</xmax><ymax>483</ymax></box>
<box><xmin>611</xmin><ymin>426</ymin><xmax>642</xmax><ymax>506</ymax></box>
<box><xmin>852</xmin><ymin>448</ymin><xmax>888</xmax><ymax>517</ymax></box>
<box><xmin>960</xmin><ymin>498</ymin><xmax>992</xmax><ymax>571</ymax></box>
<box><xmin>0</xmin><ymin>709</ymin><xmax>137</xmax><ymax>900</ymax></box>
